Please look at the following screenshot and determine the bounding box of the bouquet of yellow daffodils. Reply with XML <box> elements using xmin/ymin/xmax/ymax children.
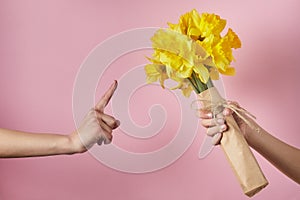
<box><xmin>145</xmin><ymin>9</ymin><xmax>268</xmax><ymax>197</ymax></box>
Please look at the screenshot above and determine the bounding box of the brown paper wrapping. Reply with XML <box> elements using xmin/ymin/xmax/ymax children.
<box><xmin>198</xmin><ymin>87</ymin><xmax>268</xmax><ymax>197</ymax></box>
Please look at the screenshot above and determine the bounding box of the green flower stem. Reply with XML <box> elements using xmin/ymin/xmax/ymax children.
<box><xmin>188</xmin><ymin>77</ymin><xmax>200</xmax><ymax>94</ymax></box>
<box><xmin>206</xmin><ymin>78</ymin><xmax>214</xmax><ymax>89</ymax></box>
<box><xmin>189</xmin><ymin>72</ymin><xmax>215</xmax><ymax>94</ymax></box>
<box><xmin>192</xmin><ymin>72</ymin><xmax>207</xmax><ymax>93</ymax></box>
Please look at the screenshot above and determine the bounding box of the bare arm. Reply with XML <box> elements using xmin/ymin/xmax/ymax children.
<box><xmin>245</xmin><ymin>125</ymin><xmax>300</xmax><ymax>184</ymax></box>
<box><xmin>199</xmin><ymin>104</ymin><xmax>300</xmax><ymax>184</ymax></box>
<box><xmin>0</xmin><ymin>128</ymin><xmax>74</xmax><ymax>157</ymax></box>
<box><xmin>0</xmin><ymin>81</ymin><xmax>120</xmax><ymax>158</ymax></box>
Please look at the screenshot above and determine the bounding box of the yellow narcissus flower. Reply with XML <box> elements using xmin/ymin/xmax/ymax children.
<box><xmin>168</xmin><ymin>9</ymin><xmax>241</xmax><ymax>76</ymax></box>
<box><xmin>150</xmin><ymin>29</ymin><xmax>215</xmax><ymax>83</ymax></box>
<box><xmin>145</xmin><ymin>9</ymin><xmax>241</xmax><ymax>97</ymax></box>
<box><xmin>211</xmin><ymin>28</ymin><xmax>241</xmax><ymax>75</ymax></box>
<box><xmin>145</xmin><ymin>61</ymin><xmax>194</xmax><ymax>97</ymax></box>
<box><xmin>169</xmin><ymin>10</ymin><xmax>225</xmax><ymax>41</ymax></box>
<box><xmin>167</xmin><ymin>67</ymin><xmax>194</xmax><ymax>97</ymax></box>
<box><xmin>171</xmin><ymin>78</ymin><xmax>194</xmax><ymax>97</ymax></box>
<box><xmin>145</xmin><ymin>63</ymin><xmax>169</xmax><ymax>88</ymax></box>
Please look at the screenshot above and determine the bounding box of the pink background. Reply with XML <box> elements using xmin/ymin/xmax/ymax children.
<box><xmin>1</xmin><ymin>0</ymin><xmax>300</xmax><ymax>199</ymax></box>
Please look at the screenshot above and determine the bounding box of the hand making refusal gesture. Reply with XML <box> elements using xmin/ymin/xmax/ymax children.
<box><xmin>0</xmin><ymin>81</ymin><xmax>120</xmax><ymax>158</ymax></box>
<box><xmin>70</xmin><ymin>80</ymin><xmax>120</xmax><ymax>152</ymax></box>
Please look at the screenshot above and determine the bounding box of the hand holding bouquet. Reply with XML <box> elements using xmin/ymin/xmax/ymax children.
<box><xmin>145</xmin><ymin>9</ymin><xmax>268</xmax><ymax>197</ymax></box>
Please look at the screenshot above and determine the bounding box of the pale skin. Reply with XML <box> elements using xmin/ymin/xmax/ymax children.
<box><xmin>199</xmin><ymin>102</ymin><xmax>300</xmax><ymax>185</ymax></box>
<box><xmin>0</xmin><ymin>80</ymin><xmax>120</xmax><ymax>158</ymax></box>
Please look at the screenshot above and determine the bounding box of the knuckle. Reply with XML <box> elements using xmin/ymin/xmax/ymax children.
<box><xmin>200</xmin><ymin>120</ymin><xmax>207</xmax><ymax>127</ymax></box>
<box><xmin>105</xmin><ymin>132</ymin><xmax>112</xmax><ymax>140</ymax></box>
<box><xmin>87</xmin><ymin>109</ymin><xmax>95</xmax><ymax>116</ymax></box>
<box><xmin>206</xmin><ymin>128</ymin><xmax>214</xmax><ymax>136</ymax></box>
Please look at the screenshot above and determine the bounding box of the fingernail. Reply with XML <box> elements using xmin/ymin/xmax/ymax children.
<box><xmin>111</xmin><ymin>80</ymin><xmax>118</xmax><ymax>89</ymax></box>
<box><xmin>116</xmin><ymin>120</ymin><xmax>121</xmax><ymax>127</ymax></box>
<box><xmin>104</xmin><ymin>139</ymin><xmax>112</xmax><ymax>145</ymax></box>
<box><xmin>212</xmin><ymin>133</ymin><xmax>222</xmax><ymax>145</ymax></box>
<box><xmin>220</xmin><ymin>124</ymin><xmax>227</xmax><ymax>131</ymax></box>
<box><xmin>97</xmin><ymin>138</ymin><xmax>104</xmax><ymax>145</ymax></box>
<box><xmin>208</xmin><ymin>112</ymin><xmax>213</xmax><ymax>118</ymax></box>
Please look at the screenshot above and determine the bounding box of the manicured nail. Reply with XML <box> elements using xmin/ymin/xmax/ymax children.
<box><xmin>111</xmin><ymin>80</ymin><xmax>118</xmax><ymax>90</ymax></box>
<box><xmin>220</xmin><ymin>124</ymin><xmax>227</xmax><ymax>131</ymax></box>
<box><xmin>104</xmin><ymin>139</ymin><xmax>112</xmax><ymax>145</ymax></box>
<box><xmin>212</xmin><ymin>133</ymin><xmax>222</xmax><ymax>145</ymax></box>
<box><xmin>208</xmin><ymin>112</ymin><xmax>213</xmax><ymax>118</ymax></box>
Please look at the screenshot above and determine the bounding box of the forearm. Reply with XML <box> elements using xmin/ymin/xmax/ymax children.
<box><xmin>246</xmin><ymin>128</ymin><xmax>300</xmax><ymax>184</ymax></box>
<box><xmin>0</xmin><ymin>128</ymin><xmax>77</xmax><ymax>158</ymax></box>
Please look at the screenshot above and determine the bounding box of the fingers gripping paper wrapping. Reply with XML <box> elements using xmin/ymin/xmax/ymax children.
<box><xmin>198</xmin><ymin>87</ymin><xmax>268</xmax><ymax>197</ymax></box>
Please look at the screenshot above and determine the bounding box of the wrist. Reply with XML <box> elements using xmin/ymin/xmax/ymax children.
<box><xmin>44</xmin><ymin>134</ymin><xmax>80</xmax><ymax>156</ymax></box>
<box><xmin>67</xmin><ymin>131</ymin><xmax>87</xmax><ymax>154</ymax></box>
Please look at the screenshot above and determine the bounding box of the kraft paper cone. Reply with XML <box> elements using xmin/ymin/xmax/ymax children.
<box><xmin>198</xmin><ymin>87</ymin><xmax>268</xmax><ymax>197</ymax></box>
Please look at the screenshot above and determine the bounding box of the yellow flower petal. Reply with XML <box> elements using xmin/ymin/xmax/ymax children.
<box><xmin>225</xmin><ymin>28</ymin><xmax>241</xmax><ymax>49</ymax></box>
<box><xmin>193</xmin><ymin>63</ymin><xmax>210</xmax><ymax>83</ymax></box>
<box><xmin>219</xmin><ymin>66</ymin><xmax>235</xmax><ymax>76</ymax></box>
<box><xmin>150</xmin><ymin>29</ymin><xmax>212</xmax><ymax>79</ymax></box>
<box><xmin>171</xmin><ymin>79</ymin><xmax>193</xmax><ymax>97</ymax></box>
<box><xmin>145</xmin><ymin>9</ymin><xmax>241</xmax><ymax>97</ymax></box>
<box><xmin>144</xmin><ymin>64</ymin><xmax>169</xmax><ymax>88</ymax></box>
<box><xmin>209</xmin><ymin>67</ymin><xmax>220</xmax><ymax>80</ymax></box>
<box><xmin>198</xmin><ymin>13</ymin><xmax>226</xmax><ymax>38</ymax></box>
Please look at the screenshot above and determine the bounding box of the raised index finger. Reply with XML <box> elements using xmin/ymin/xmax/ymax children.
<box><xmin>95</xmin><ymin>80</ymin><xmax>118</xmax><ymax>112</ymax></box>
